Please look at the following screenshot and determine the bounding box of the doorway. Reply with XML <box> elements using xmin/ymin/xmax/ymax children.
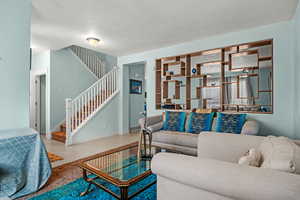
<box><xmin>127</xmin><ymin>63</ymin><xmax>146</xmax><ymax>133</ymax></box>
<box><xmin>34</xmin><ymin>74</ymin><xmax>47</xmax><ymax>134</ymax></box>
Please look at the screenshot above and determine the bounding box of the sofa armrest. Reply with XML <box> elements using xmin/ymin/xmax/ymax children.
<box><xmin>241</xmin><ymin>120</ymin><xmax>259</xmax><ymax>135</ymax></box>
<box><xmin>152</xmin><ymin>153</ymin><xmax>300</xmax><ymax>200</ymax></box>
<box><xmin>138</xmin><ymin>115</ymin><xmax>163</xmax><ymax>130</ymax></box>
<box><xmin>148</xmin><ymin>122</ymin><xmax>163</xmax><ymax>133</ymax></box>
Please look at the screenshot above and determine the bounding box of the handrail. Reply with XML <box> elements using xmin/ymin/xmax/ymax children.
<box><xmin>72</xmin><ymin>67</ymin><xmax>118</xmax><ymax>103</ymax></box>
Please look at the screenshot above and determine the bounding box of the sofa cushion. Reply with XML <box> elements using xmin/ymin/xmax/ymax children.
<box><xmin>259</xmin><ymin>136</ymin><xmax>300</xmax><ymax>174</ymax></box>
<box><xmin>215</xmin><ymin>112</ymin><xmax>246</xmax><ymax>134</ymax></box>
<box><xmin>162</xmin><ymin>111</ymin><xmax>186</xmax><ymax>132</ymax></box>
<box><xmin>153</xmin><ymin>131</ymin><xmax>198</xmax><ymax>148</ymax></box>
<box><xmin>186</xmin><ymin>112</ymin><xmax>214</xmax><ymax>134</ymax></box>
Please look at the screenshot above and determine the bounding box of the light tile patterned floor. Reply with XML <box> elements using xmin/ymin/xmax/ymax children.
<box><xmin>43</xmin><ymin>133</ymin><xmax>139</xmax><ymax>168</ymax></box>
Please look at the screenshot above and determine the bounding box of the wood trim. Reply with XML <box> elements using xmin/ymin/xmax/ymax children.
<box><xmin>186</xmin><ymin>55</ymin><xmax>191</xmax><ymax>109</ymax></box>
<box><xmin>156</xmin><ymin>59</ymin><xmax>162</xmax><ymax>109</ymax></box>
<box><xmin>220</xmin><ymin>49</ymin><xmax>225</xmax><ymax>111</ymax></box>
<box><xmin>259</xmin><ymin>56</ymin><xmax>272</xmax><ymax>62</ymax></box>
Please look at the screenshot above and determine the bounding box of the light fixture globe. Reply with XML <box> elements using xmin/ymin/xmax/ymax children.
<box><xmin>86</xmin><ymin>37</ymin><xmax>100</xmax><ymax>46</ymax></box>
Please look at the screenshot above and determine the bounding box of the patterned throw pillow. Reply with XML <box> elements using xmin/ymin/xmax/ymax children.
<box><xmin>215</xmin><ymin>112</ymin><xmax>246</xmax><ymax>134</ymax></box>
<box><xmin>186</xmin><ymin>112</ymin><xmax>214</xmax><ymax>134</ymax></box>
<box><xmin>162</xmin><ymin>111</ymin><xmax>186</xmax><ymax>132</ymax></box>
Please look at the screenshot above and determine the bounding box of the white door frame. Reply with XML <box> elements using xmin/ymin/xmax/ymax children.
<box><xmin>35</xmin><ymin>75</ymin><xmax>41</xmax><ymax>132</ymax></box>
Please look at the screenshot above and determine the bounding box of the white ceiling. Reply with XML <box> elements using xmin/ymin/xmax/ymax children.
<box><xmin>31</xmin><ymin>0</ymin><xmax>299</xmax><ymax>56</ymax></box>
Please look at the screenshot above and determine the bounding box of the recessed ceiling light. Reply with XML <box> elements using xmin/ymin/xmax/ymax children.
<box><xmin>86</xmin><ymin>37</ymin><xmax>100</xmax><ymax>46</ymax></box>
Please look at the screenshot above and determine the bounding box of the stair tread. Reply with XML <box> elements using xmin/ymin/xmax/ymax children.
<box><xmin>51</xmin><ymin>131</ymin><xmax>66</xmax><ymax>143</ymax></box>
<box><xmin>52</xmin><ymin>131</ymin><xmax>66</xmax><ymax>137</ymax></box>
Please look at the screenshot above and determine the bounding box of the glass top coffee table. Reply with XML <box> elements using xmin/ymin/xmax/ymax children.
<box><xmin>78</xmin><ymin>143</ymin><xmax>156</xmax><ymax>200</ymax></box>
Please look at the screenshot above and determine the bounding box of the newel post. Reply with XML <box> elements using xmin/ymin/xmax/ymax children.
<box><xmin>65</xmin><ymin>98</ymin><xmax>72</xmax><ymax>146</ymax></box>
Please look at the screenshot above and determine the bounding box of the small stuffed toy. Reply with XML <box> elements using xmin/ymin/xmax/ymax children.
<box><xmin>238</xmin><ymin>148</ymin><xmax>262</xmax><ymax>167</ymax></box>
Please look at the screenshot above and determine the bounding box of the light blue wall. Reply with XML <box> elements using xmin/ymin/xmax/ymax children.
<box><xmin>119</xmin><ymin>21</ymin><xmax>298</xmax><ymax>139</ymax></box>
<box><xmin>81</xmin><ymin>47</ymin><xmax>118</xmax><ymax>73</ymax></box>
<box><xmin>129</xmin><ymin>63</ymin><xmax>145</xmax><ymax>128</ymax></box>
<box><xmin>32</xmin><ymin>51</ymin><xmax>51</xmax><ymax>71</ymax></box>
<box><xmin>0</xmin><ymin>0</ymin><xmax>31</xmax><ymax>130</ymax></box>
<box><xmin>293</xmin><ymin>3</ymin><xmax>300</xmax><ymax>139</ymax></box>
<box><xmin>50</xmin><ymin>48</ymin><xmax>98</xmax><ymax>130</ymax></box>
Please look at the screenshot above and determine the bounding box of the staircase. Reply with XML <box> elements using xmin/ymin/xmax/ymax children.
<box><xmin>51</xmin><ymin>46</ymin><xmax>119</xmax><ymax>145</ymax></box>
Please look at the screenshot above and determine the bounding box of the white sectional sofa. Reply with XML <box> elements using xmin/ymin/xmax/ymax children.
<box><xmin>139</xmin><ymin>114</ymin><xmax>260</xmax><ymax>156</ymax></box>
<box><xmin>151</xmin><ymin>133</ymin><xmax>300</xmax><ymax>200</ymax></box>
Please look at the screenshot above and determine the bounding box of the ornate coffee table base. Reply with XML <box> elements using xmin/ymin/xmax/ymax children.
<box><xmin>80</xmin><ymin>169</ymin><xmax>156</xmax><ymax>200</ymax></box>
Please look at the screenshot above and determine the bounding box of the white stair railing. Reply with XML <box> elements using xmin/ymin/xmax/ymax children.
<box><xmin>65</xmin><ymin>67</ymin><xmax>119</xmax><ymax>145</ymax></box>
<box><xmin>70</xmin><ymin>45</ymin><xmax>106</xmax><ymax>78</ymax></box>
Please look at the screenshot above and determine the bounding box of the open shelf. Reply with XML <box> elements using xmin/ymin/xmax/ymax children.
<box><xmin>230</xmin><ymin>49</ymin><xmax>258</xmax><ymax>57</ymax></box>
<box><xmin>163</xmin><ymin>61</ymin><xmax>186</xmax><ymax>77</ymax></box>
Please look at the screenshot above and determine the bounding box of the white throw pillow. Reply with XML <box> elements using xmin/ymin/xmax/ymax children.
<box><xmin>238</xmin><ymin>148</ymin><xmax>261</xmax><ymax>167</ymax></box>
<box><xmin>259</xmin><ymin>136</ymin><xmax>300</xmax><ymax>174</ymax></box>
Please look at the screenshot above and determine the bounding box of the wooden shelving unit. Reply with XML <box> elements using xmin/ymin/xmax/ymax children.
<box><xmin>155</xmin><ymin>39</ymin><xmax>273</xmax><ymax>113</ymax></box>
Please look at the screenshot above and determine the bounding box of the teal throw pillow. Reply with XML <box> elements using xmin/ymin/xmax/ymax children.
<box><xmin>162</xmin><ymin>111</ymin><xmax>186</xmax><ymax>132</ymax></box>
<box><xmin>187</xmin><ymin>112</ymin><xmax>214</xmax><ymax>134</ymax></box>
<box><xmin>215</xmin><ymin>112</ymin><xmax>246</xmax><ymax>134</ymax></box>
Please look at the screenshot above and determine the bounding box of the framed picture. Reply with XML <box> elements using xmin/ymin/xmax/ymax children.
<box><xmin>130</xmin><ymin>79</ymin><xmax>142</xmax><ymax>94</ymax></box>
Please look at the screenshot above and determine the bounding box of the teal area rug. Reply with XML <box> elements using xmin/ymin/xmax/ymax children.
<box><xmin>29</xmin><ymin>175</ymin><xmax>156</xmax><ymax>200</ymax></box>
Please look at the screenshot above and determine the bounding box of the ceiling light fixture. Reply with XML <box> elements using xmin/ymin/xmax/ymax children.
<box><xmin>86</xmin><ymin>37</ymin><xmax>100</xmax><ymax>46</ymax></box>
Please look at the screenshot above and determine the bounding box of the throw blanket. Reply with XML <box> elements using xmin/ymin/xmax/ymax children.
<box><xmin>0</xmin><ymin>128</ymin><xmax>51</xmax><ymax>199</ymax></box>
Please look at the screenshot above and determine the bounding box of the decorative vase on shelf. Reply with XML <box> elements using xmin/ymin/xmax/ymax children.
<box><xmin>192</xmin><ymin>68</ymin><xmax>197</xmax><ymax>75</ymax></box>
